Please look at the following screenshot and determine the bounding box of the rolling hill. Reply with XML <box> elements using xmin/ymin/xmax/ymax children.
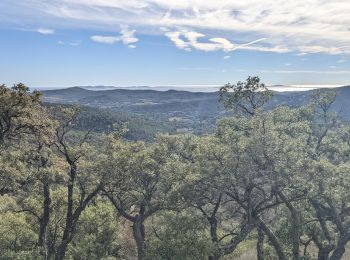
<box><xmin>41</xmin><ymin>86</ymin><xmax>350</xmax><ymax>140</ymax></box>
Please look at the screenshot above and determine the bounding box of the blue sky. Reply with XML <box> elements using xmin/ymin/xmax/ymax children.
<box><xmin>1</xmin><ymin>0</ymin><xmax>350</xmax><ymax>89</ymax></box>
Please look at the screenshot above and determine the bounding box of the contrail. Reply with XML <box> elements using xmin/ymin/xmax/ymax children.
<box><xmin>232</xmin><ymin>37</ymin><xmax>269</xmax><ymax>51</ymax></box>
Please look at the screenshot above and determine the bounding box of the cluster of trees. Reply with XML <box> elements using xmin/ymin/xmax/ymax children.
<box><xmin>45</xmin><ymin>104</ymin><xmax>175</xmax><ymax>141</ymax></box>
<box><xmin>1</xmin><ymin>78</ymin><xmax>350</xmax><ymax>259</ymax></box>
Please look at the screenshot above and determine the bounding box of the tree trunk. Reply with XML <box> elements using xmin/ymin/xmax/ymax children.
<box><xmin>254</xmin><ymin>215</ymin><xmax>287</xmax><ymax>260</ymax></box>
<box><xmin>39</xmin><ymin>181</ymin><xmax>51</xmax><ymax>259</ymax></box>
<box><xmin>55</xmin><ymin>211</ymin><xmax>73</xmax><ymax>259</ymax></box>
<box><xmin>329</xmin><ymin>246</ymin><xmax>345</xmax><ymax>260</ymax></box>
<box><xmin>208</xmin><ymin>248</ymin><xmax>221</xmax><ymax>260</ymax></box>
<box><xmin>277</xmin><ymin>191</ymin><xmax>300</xmax><ymax>260</ymax></box>
<box><xmin>132</xmin><ymin>215</ymin><xmax>146</xmax><ymax>260</ymax></box>
<box><xmin>208</xmin><ymin>255</ymin><xmax>220</xmax><ymax>260</ymax></box>
<box><xmin>56</xmin><ymin>239</ymin><xmax>69</xmax><ymax>260</ymax></box>
<box><xmin>223</xmin><ymin>223</ymin><xmax>254</xmax><ymax>255</ymax></box>
<box><xmin>55</xmin><ymin>166</ymin><xmax>76</xmax><ymax>260</ymax></box>
<box><xmin>317</xmin><ymin>248</ymin><xmax>331</xmax><ymax>260</ymax></box>
<box><xmin>208</xmin><ymin>216</ymin><xmax>221</xmax><ymax>260</ymax></box>
<box><xmin>310</xmin><ymin>200</ymin><xmax>334</xmax><ymax>260</ymax></box>
<box><xmin>329</xmin><ymin>233</ymin><xmax>350</xmax><ymax>260</ymax></box>
<box><xmin>257</xmin><ymin>227</ymin><xmax>265</xmax><ymax>260</ymax></box>
<box><xmin>55</xmin><ymin>208</ymin><xmax>81</xmax><ymax>260</ymax></box>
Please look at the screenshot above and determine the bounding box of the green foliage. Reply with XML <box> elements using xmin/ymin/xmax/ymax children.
<box><xmin>2</xmin><ymin>81</ymin><xmax>350</xmax><ymax>260</ymax></box>
<box><xmin>146</xmin><ymin>211</ymin><xmax>212</xmax><ymax>260</ymax></box>
<box><xmin>0</xmin><ymin>197</ymin><xmax>38</xmax><ymax>259</ymax></box>
<box><xmin>67</xmin><ymin>201</ymin><xmax>121</xmax><ymax>259</ymax></box>
<box><xmin>219</xmin><ymin>76</ymin><xmax>273</xmax><ymax>116</ymax></box>
<box><xmin>47</xmin><ymin>103</ymin><xmax>175</xmax><ymax>141</ymax></box>
<box><xmin>0</xmin><ymin>83</ymin><xmax>42</xmax><ymax>143</ymax></box>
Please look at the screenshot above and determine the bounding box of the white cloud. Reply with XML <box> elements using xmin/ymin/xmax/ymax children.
<box><xmin>37</xmin><ymin>28</ymin><xmax>55</xmax><ymax>35</ymax></box>
<box><xmin>298</xmin><ymin>45</ymin><xmax>348</xmax><ymax>55</ymax></box>
<box><xmin>57</xmin><ymin>40</ymin><xmax>81</xmax><ymax>46</ymax></box>
<box><xmin>165</xmin><ymin>29</ymin><xmax>268</xmax><ymax>52</ymax></box>
<box><xmin>239</xmin><ymin>45</ymin><xmax>290</xmax><ymax>53</ymax></box>
<box><xmin>91</xmin><ymin>35</ymin><xmax>120</xmax><ymax>44</ymax></box>
<box><xmin>3</xmin><ymin>1</ymin><xmax>350</xmax><ymax>55</ymax></box>
<box><xmin>120</xmin><ymin>25</ymin><xmax>138</xmax><ymax>45</ymax></box>
<box><xmin>223</xmin><ymin>55</ymin><xmax>231</xmax><ymax>59</ymax></box>
<box><xmin>91</xmin><ymin>26</ymin><xmax>138</xmax><ymax>47</ymax></box>
<box><xmin>338</xmin><ymin>59</ymin><xmax>347</xmax><ymax>63</ymax></box>
<box><xmin>70</xmin><ymin>40</ymin><xmax>81</xmax><ymax>46</ymax></box>
<box><xmin>164</xmin><ymin>31</ymin><xmax>191</xmax><ymax>51</ymax></box>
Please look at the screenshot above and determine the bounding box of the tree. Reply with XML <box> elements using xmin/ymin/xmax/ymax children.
<box><xmin>100</xmin><ymin>134</ymin><xmax>182</xmax><ymax>260</ymax></box>
<box><xmin>53</xmin><ymin>107</ymin><xmax>103</xmax><ymax>260</ymax></box>
<box><xmin>146</xmin><ymin>210</ymin><xmax>212</xmax><ymax>260</ymax></box>
<box><xmin>301</xmin><ymin>89</ymin><xmax>350</xmax><ymax>260</ymax></box>
<box><xmin>13</xmin><ymin>113</ymin><xmax>58</xmax><ymax>258</ymax></box>
<box><xmin>219</xmin><ymin>76</ymin><xmax>273</xmax><ymax>116</ymax></box>
<box><xmin>217</xmin><ymin>106</ymin><xmax>314</xmax><ymax>260</ymax></box>
<box><xmin>169</xmin><ymin>134</ymin><xmax>252</xmax><ymax>260</ymax></box>
<box><xmin>0</xmin><ymin>83</ymin><xmax>42</xmax><ymax>144</ymax></box>
<box><xmin>0</xmin><ymin>83</ymin><xmax>50</xmax><ymax>195</ymax></box>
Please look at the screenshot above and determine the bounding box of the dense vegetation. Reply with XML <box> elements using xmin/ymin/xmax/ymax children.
<box><xmin>45</xmin><ymin>104</ymin><xmax>176</xmax><ymax>142</ymax></box>
<box><xmin>1</xmin><ymin>78</ymin><xmax>350</xmax><ymax>260</ymax></box>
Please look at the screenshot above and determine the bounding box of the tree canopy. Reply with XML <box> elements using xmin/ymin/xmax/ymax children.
<box><xmin>1</xmin><ymin>81</ymin><xmax>350</xmax><ymax>260</ymax></box>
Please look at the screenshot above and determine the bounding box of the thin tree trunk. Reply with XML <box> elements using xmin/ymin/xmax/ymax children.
<box><xmin>55</xmin><ymin>166</ymin><xmax>76</xmax><ymax>260</ymax></box>
<box><xmin>132</xmin><ymin>215</ymin><xmax>146</xmax><ymax>260</ymax></box>
<box><xmin>254</xmin><ymin>215</ymin><xmax>287</xmax><ymax>260</ymax></box>
<box><xmin>208</xmin><ymin>255</ymin><xmax>220</xmax><ymax>260</ymax></box>
<box><xmin>208</xmin><ymin>216</ymin><xmax>221</xmax><ymax>260</ymax></box>
<box><xmin>223</xmin><ymin>223</ymin><xmax>254</xmax><ymax>255</ymax></box>
<box><xmin>317</xmin><ymin>248</ymin><xmax>332</xmax><ymax>260</ymax></box>
<box><xmin>310</xmin><ymin>200</ymin><xmax>334</xmax><ymax>260</ymax></box>
<box><xmin>39</xmin><ymin>181</ymin><xmax>51</xmax><ymax>259</ymax></box>
<box><xmin>277</xmin><ymin>191</ymin><xmax>300</xmax><ymax>260</ymax></box>
<box><xmin>329</xmin><ymin>233</ymin><xmax>350</xmax><ymax>260</ymax></box>
<box><xmin>257</xmin><ymin>227</ymin><xmax>265</xmax><ymax>260</ymax></box>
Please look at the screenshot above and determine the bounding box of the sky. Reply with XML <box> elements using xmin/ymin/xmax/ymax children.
<box><xmin>0</xmin><ymin>0</ymin><xmax>350</xmax><ymax>90</ymax></box>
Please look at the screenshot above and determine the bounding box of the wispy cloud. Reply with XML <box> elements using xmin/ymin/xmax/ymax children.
<box><xmin>120</xmin><ymin>25</ymin><xmax>138</xmax><ymax>45</ymax></box>
<box><xmin>70</xmin><ymin>40</ymin><xmax>81</xmax><ymax>46</ymax></box>
<box><xmin>57</xmin><ymin>40</ymin><xmax>81</xmax><ymax>46</ymax></box>
<box><xmin>165</xmin><ymin>29</ymin><xmax>268</xmax><ymax>52</ymax></box>
<box><xmin>37</xmin><ymin>28</ymin><xmax>55</xmax><ymax>35</ymax></box>
<box><xmin>2</xmin><ymin>1</ymin><xmax>350</xmax><ymax>55</ymax></box>
<box><xmin>91</xmin><ymin>35</ymin><xmax>120</xmax><ymax>44</ymax></box>
<box><xmin>91</xmin><ymin>26</ymin><xmax>138</xmax><ymax>48</ymax></box>
<box><xmin>298</xmin><ymin>45</ymin><xmax>348</xmax><ymax>55</ymax></box>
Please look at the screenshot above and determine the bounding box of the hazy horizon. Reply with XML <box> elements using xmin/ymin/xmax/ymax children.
<box><xmin>30</xmin><ymin>84</ymin><xmax>345</xmax><ymax>93</ymax></box>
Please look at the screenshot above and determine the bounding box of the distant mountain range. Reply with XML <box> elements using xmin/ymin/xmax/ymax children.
<box><xmin>36</xmin><ymin>85</ymin><xmax>221</xmax><ymax>92</ymax></box>
<box><xmin>43</xmin><ymin>87</ymin><xmax>222</xmax><ymax>117</ymax></box>
<box><xmin>35</xmin><ymin>84</ymin><xmax>343</xmax><ymax>93</ymax></box>
<box><xmin>42</xmin><ymin>86</ymin><xmax>350</xmax><ymax>133</ymax></box>
<box><xmin>41</xmin><ymin>87</ymin><xmax>225</xmax><ymax>136</ymax></box>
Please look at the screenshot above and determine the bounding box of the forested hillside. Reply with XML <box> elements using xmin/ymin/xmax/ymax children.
<box><xmin>42</xmin><ymin>88</ymin><xmax>224</xmax><ymax>138</ymax></box>
<box><xmin>42</xmin><ymin>84</ymin><xmax>350</xmax><ymax>120</ymax></box>
<box><xmin>1</xmin><ymin>78</ymin><xmax>350</xmax><ymax>260</ymax></box>
<box><xmin>41</xmin><ymin>85</ymin><xmax>350</xmax><ymax>141</ymax></box>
